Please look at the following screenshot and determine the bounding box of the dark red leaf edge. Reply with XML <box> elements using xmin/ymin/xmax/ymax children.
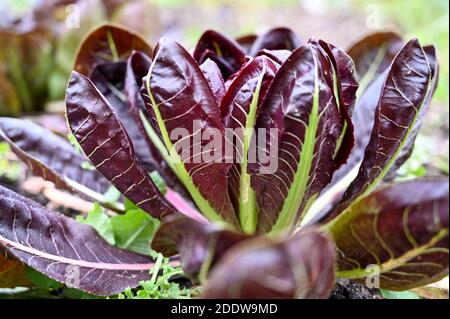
<box><xmin>255</xmin><ymin>49</ymin><xmax>292</xmax><ymax>65</ymax></box>
<box><xmin>74</xmin><ymin>23</ymin><xmax>153</xmax><ymax>77</ymax></box>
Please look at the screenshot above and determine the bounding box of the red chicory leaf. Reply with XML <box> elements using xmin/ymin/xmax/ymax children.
<box><xmin>320</xmin><ymin>34</ymin><xmax>405</xmax><ymax>197</ymax></box>
<box><xmin>141</xmin><ymin>37</ymin><xmax>238</xmax><ymax>226</ymax></box>
<box><xmin>328</xmin><ymin>178</ymin><xmax>449</xmax><ymax>290</ymax></box>
<box><xmin>74</xmin><ymin>23</ymin><xmax>153</xmax><ymax>77</ymax></box>
<box><xmin>255</xmin><ymin>49</ymin><xmax>291</xmax><ymax>65</ymax></box>
<box><xmin>202</xmin><ymin>227</ymin><xmax>336</xmax><ymax>299</ymax></box>
<box><xmin>347</xmin><ymin>32</ymin><xmax>404</xmax><ymax>95</ymax></box>
<box><xmin>152</xmin><ymin>216</ymin><xmax>249</xmax><ymax>279</ymax></box>
<box><xmin>249</xmin><ymin>27</ymin><xmax>302</xmax><ymax>56</ymax></box>
<box><xmin>383</xmin><ymin>45</ymin><xmax>439</xmax><ymax>181</ymax></box>
<box><xmin>316</xmin><ymin>39</ymin><xmax>359</xmax><ymax>168</ymax></box>
<box><xmin>330</xmin><ymin>33</ymin><xmax>405</xmax><ymax>183</ymax></box>
<box><xmin>235</xmin><ymin>34</ymin><xmax>257</xmax><ymax>54</ymax></box>
<box><xmin>90</xmin><ymin>61</ymin><xmax>163</xmax><ymax>172</ymax></box>
<box><xmin>249</xmin><ymin>43</ymin><xmax>343</xmax><ymax>234</ymax></box>
<box><xmin>125</xmin><ymin>51</ymin><xmax>190</xmax><ymax>200</ymax></box>
<box><xmin>0</xmin><ymin>117</ymin><xmax>111</xmax><ymax>197</ymax></box>
<box><xmin>193</xmin><ymin>30</ymin><xmax>246</xmax><ymax>80</ymax></box>
<box><xmin>199</xmin><ymin>58</ymin><xmax>227</xmax><ymax>106</ymax></box>
<box><xmin>326</xmin><ymin>39</ymin><xmax>434</xmax><ymax>221</ymax></box>
<box><xmin>221</xmin><ymin>55</ymin><xmax>278</xmax><ymax>233</ymax></box>
<box><xmin>0</xmin><ymin>185</ymin><xmax>159</xmax><ymax>296</ymax></box>
<box><xmin>66</xmin><ymin>71</ymin><xmax>176</xmax><ymax>219</ymax></box>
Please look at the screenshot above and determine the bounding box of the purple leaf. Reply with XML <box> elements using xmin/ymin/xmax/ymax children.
<box><xmin>316</xmin><ymin>39</ymin><xmax>359</xmax><ymax>167</ymax></box>
<box><xmin>152</xmin><ymin>217</ymin><xmax>249</xmax><ymax>279</ymax></box>
<box><xmin>74</xmin><ymin>23</ymin><xmax>153</xmax><ymax>77</ymax></box>
<box><xmin>383</xmin><ymin>45</ymin><xmax>439</xmax><ymax>181</ymax></box>
<box><xmin>0</xmin><ymin>185</ymin><xmax>157</xmax><ymax>296</ymax></box>
<box><xmin>347</xmin><ymin>32</ymin><xmax>404</xmax><ymax>94</ymax></box>
<box><xmin>0</xmin><ymin>117</ymin><xmax>110</xmax><ymax>196</ymax></box>
<box><xmin>255</xmin><ymin>49</ymin><xmax>292</xmax><ymax>65</ymax></box>
<box><xmin>235</xmin><ymin>34</ymin><xmax>257</xmax><ymax>54</ymax></box>
<box><xmin>220</xmin><ymin>55</ymin><xmax>278</xmax><ymax>232</ymax></box>
<box><xmin>66</xmin><ymin>71</ymin><xmax>176</xmax><ymax>219</ymax></box>
<box><xmin>125</xmin><ymin>51</ymin><xmax>188</xmax><ymax>198</ymax></box>
<box><xmin>326</xmin><ymin>39</ymin><xmax>434</xmax><ymax>221</ymax></box>
<box><xmin>248</xmin><ymin>43</ymin><xmax>343</xmax><ymax>233</ymax></box>
<box><xmin>202</xmin><ymin>227</ymin><xmax>335</xmax><ymax>299</ymax></box>
<box><xmin>193</xmin><ymin>30</ymin><xmax>246</xmax><ymax>80</ymax></box>
<box><xmin>90</xmin><ymin>61</ymin><xmax>160</xmax><ymax>172</ymax></box>
<box><xmin>340</xmin><ymin>33</ymin><xmax>405</xmax><ymax>171</ymax></box>
<box><xmin>328</xmin><ymin>178</ymin><xmax>449</xmax><ymax>290</ymax></box>
<box><xmin>249</xmin><ymin>27</ymin><xmax>302</xmax><ymax>56</ymax></box>
<box><xmin>321</xmin><ymin>33</ymin><xmax>405</xmax><ymax>196</ymax></box>
<box><xmin>141</xmin><ymin>37</ymin><xmax>238</xmax><ymax>226</ymax></box>
<box><xmin>199</xmin><ymin>59</ymin><xmax>226</xmax><ymax>106</ymax></box>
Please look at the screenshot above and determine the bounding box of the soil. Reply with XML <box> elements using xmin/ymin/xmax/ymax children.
<box><xmin>330</xmin><ymin>279</ymin><xmax>382</xmax><ymax>299</ymax></box>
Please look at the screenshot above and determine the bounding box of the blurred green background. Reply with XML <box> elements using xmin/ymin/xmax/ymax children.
<box><xmin>2</xmin><ymin>0</ymin><xmax>448</xmax><ymax>103</ymax></box>
<box><xmin>1</xmin><ymin>0</ymin><xmax>448</xmax><ymax>173</ymax></box>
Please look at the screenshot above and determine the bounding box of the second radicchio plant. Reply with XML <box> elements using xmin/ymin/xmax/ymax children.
<box><xmin>0</xmin><ymin>24</ymin><xmax>447</xmax><ymax>298</ymax></box>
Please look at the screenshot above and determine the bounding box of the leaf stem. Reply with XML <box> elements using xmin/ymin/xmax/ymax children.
<box><xmin>238</xmin><ymin>70</ymin><xmax>264</xmax><ymax>234</ymax></box>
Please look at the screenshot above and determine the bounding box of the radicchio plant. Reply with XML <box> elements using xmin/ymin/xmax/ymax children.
<box><xmin>0</xmin><ymin>24</ymin><xmax>447</xmax><ymax>298</ymax></box>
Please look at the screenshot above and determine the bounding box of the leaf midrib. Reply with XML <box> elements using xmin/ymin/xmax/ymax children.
<box><xmin>0</xmin><ymin>234</ymin><xmax>155</xmax><ymax>270</ymax></box>
<box><xmin>238</xmin><ymin>70</ymin><xmax>265</xmax><ymax>234</ymax></box>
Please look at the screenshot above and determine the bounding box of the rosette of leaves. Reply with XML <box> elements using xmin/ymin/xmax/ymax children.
<box><xmin>0</xmin><ymin>25</ymin><xmax>447</xmax><ymax>298</ymax></box>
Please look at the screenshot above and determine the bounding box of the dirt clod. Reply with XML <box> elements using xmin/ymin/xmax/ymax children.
<box><xmin>330</xmin><ymin>279</ymin><xmax>382</xmax><ymax>299</ymax></box>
